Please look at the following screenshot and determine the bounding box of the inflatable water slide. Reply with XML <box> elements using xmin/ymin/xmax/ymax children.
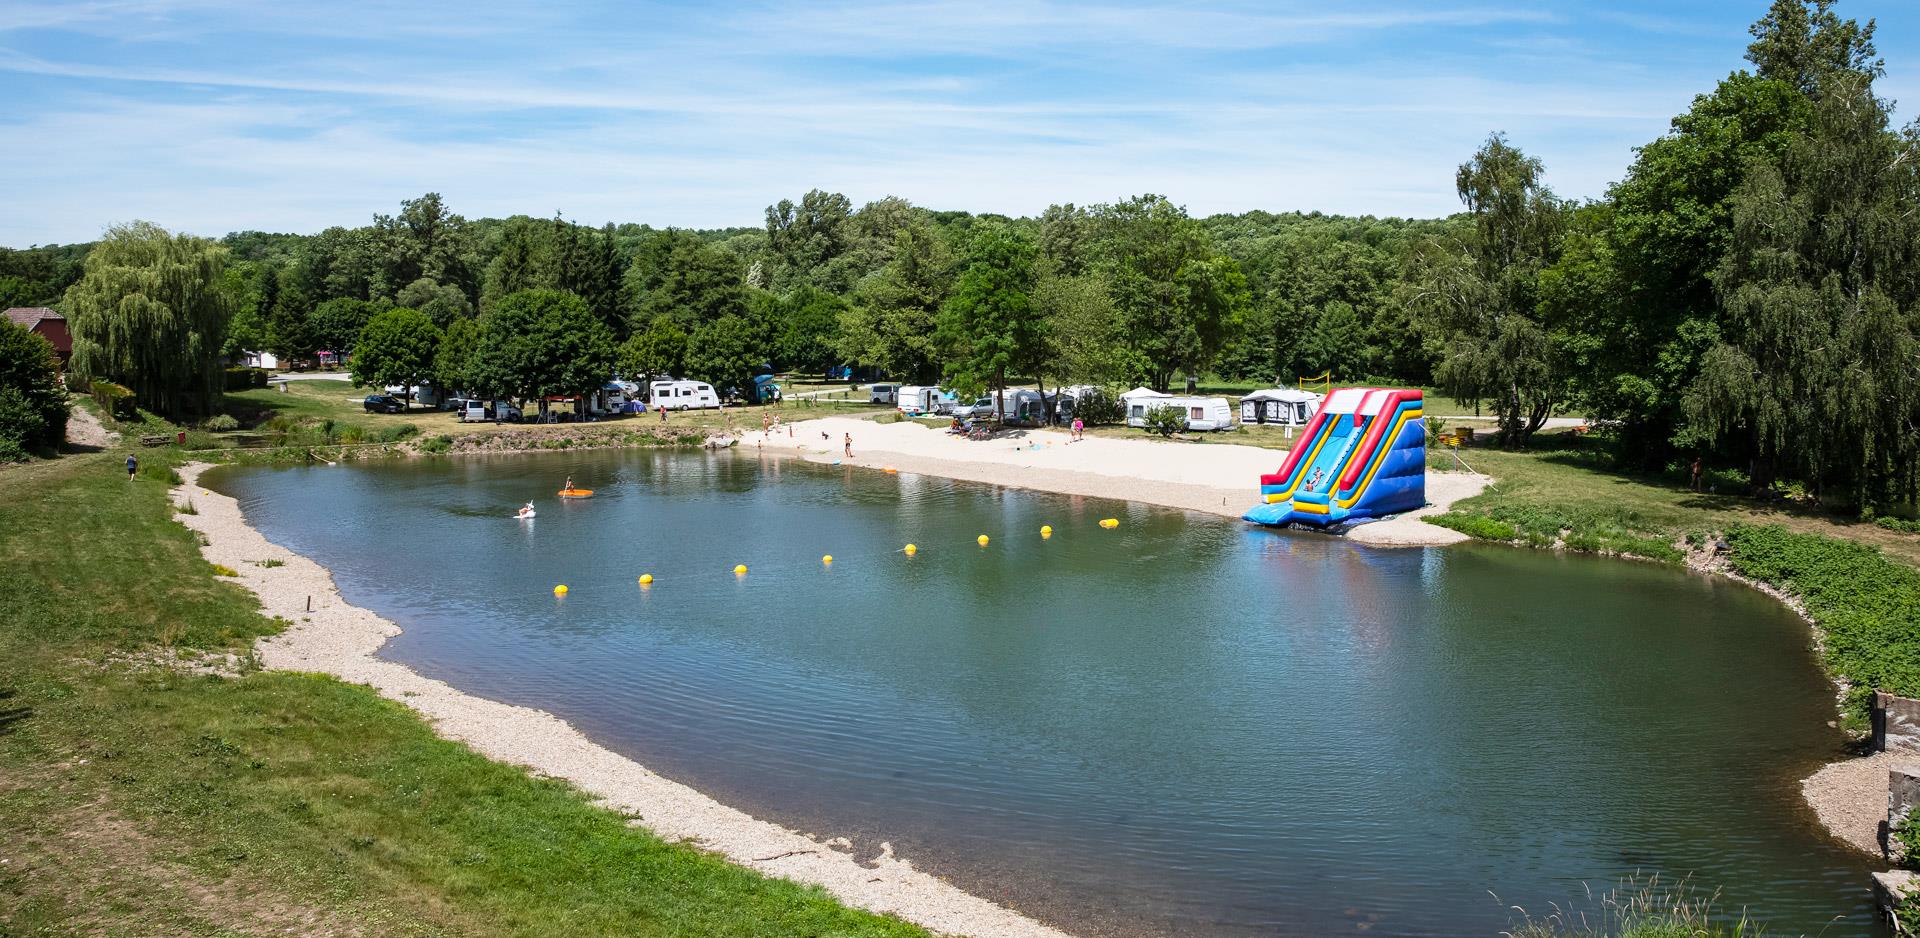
<box><xmin>1243</xmin><ymin>387</ymin><xmax>1426</xmax><ymax>529</ymax></box>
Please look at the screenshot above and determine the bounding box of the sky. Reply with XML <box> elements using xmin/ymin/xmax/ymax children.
<box><xmin>3</xmin><ymin>0</ymin><xmax>1918</xmax><ymax>246</ymax></box>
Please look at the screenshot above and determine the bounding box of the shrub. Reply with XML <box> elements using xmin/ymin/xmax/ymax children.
<box><xmin>417</xmin><ymin>434</ymin><xmax>453</xmax><ymax>454</ymax></box>
<box><xmin>1425</xmin><ymin>512</ymin><xmax>1518</xmax><ymax>541</ymax></box>
<box><xmin>1076</xmin><ymin>389</ymin><xmax>1125</xmax><ymax>426</ymax></box>
<box><xmin>204</xmin><ymin>414</ymin><xmax>240</xmax><ymax>432</ymax></box>
<box><xmin>371</xmin><ymin>423</ymin><xmax>418</xmax><ymax>444</ymax></box>
<box><xmin>91</xmin><ymin>380</ymin><xmax>137</xmax><ymax>421</ymax></box>
<box><xmin>1143</xmin><ymin>404</ymin><xmax>1185</xmax><ymax>438</ymax></box>
<box><xmin>222</xmin><ymin>367</ymin><xmax>269</xmax><ymax>391</ymax></box>
<box><xmin>0</xmin><ymin>321</ymin><xmax>67</xmax><ymax>454</ymax></box>
<box><xmin>1876</xmin><ymin>516</ymin><xmax>1920</xmax><ymax>535</ymax></box>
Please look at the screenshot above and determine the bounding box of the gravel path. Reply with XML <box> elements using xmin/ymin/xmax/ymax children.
<box><xmin>172</xmin><ymin>463</ymin><xmax>1073</xmax><ymax>938</ymax></box>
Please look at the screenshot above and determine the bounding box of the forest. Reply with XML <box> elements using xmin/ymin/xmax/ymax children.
<box><xmin>5</xmin><ymin>0</ymin><xmax>1918</xmax><ymax>513</ymax></box>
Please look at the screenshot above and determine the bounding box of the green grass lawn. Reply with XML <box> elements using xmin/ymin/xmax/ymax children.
<box><xmin>0</xmin><ymin>446</ymin><xmax>928</xmax><ymax>937</ymax></box>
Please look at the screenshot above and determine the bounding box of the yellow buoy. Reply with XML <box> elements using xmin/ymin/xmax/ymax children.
<box><xmin>554</xmin><ymin>584</ymin><xmax>569</xmax><ymax>595</ymax></box>
<box><xmin>733</xmin><ymin>564</ymin><xmax>748</xmax><ymax>575</ymax></box>
<box><xmin>638</xmin><ymin>574</ymin><xmax>653</xmax><ymax>585</ymax></box>
<box><xmin>1040</xmin><ymin>525</ymin><xmax>1053</xmax><ymax>537</ymax></box>
<box><xmin>904</xmin><ymin>543</ymin><xmax>918</xmax><ymax>555</ymax></box>
<box><xmin>822</xmin><ymin>554</ymin><xmax>833</xmax><ymax>564</ymax></box>
<box><xmin>977</xmin><ymin>534</ymin><xmax>990</xmax><ymax>546</ymax></box>
<box><xmin>1100</xmin><ymin>518</ymin><xmax>1120</xmax><ymax>528</ymax></box>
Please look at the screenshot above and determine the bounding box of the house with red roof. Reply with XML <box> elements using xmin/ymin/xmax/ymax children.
<box><xmin>4</xmin><ymin>307</ymin><xmax>71</xmax><ymax>365</ymax></box>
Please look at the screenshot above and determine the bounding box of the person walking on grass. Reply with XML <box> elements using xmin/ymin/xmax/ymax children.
<box><xmin>1690</xmin><ymin>456</ymin><xmax>1703</xmax><ymax>493</ymax></box>
<box><xmin>126</xmin><ymin>454</ymin><xmax>137</xmax><ymax>480</ymax></box>
<box><xmin>658</xmin><ymin>403</ymin><xmax>667</xmax><ymax>423</ymax></box>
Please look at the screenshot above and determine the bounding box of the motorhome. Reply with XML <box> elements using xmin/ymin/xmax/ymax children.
<box><xmin>650</xmin><ymin>379</ymin><xmax>721</xmax><ymax>410</ymax></box>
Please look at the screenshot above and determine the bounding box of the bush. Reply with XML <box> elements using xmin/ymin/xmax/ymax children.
<box><xmin>417</xmin><ymin>434</ymin><xmax>453</xmax><ymax>454</ymax></box>
<box><xmin>0</xmin><ymin>319</ymin><xmax>68</xmax><ymax>454</ymax></box>
<box><xmin>1876</xmin><ymin>516</ymin><xmax>1920</xmax><ymax>534</ymax></box>
<box><xmin>204</xmin><ymin>414</ymin><xmax>240</xmax><ymax>432</ymax></box>
<box><xmin>91</xmin><ymin>380</ymin><xmax>136</xmax><ymax>421</ymax></box>
<box><xmin>1143</xmin><ymin>404</ymin><xmax>1185</xmax><ymax>438</ymax></box>
<box><xmin>1075</xmin><ymin>389</ymin><xmax>1125</xmax><ymax>426</ymax></box>
<box><xmin>1424</xmin><ymin>512</ymin><xmax>1519</xmax><ymax>541</ymax></box>
<box><xmin>222</xmin><ymin>367</ymin><xmax>269</xmax><ymax>391</ymax></box>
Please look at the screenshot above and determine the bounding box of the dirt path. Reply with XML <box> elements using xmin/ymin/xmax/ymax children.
<box><xmin>63</xmin><ymin>400</ymin><xmax>118</xmax><ymax>451</ymax></box>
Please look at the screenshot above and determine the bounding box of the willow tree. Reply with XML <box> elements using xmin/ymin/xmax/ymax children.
<box><xmin>1686</xmin><ymin>64</ymin><xmax>1920</xmax><ymax>508</ymax></box>
<box><xmin>1411</xmin><ymin>134</ymin><xmax>1567</xmax><ymax>447</ymax></box>
<box><xmin>65</xmin><ymin>221</ymin><xmax>233</xmax><ymax>417</ymax></box>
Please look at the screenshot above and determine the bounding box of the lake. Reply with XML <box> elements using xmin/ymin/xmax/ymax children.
<box><xmin>207</xmin><ymin>449</ymin><xmax>1878</xmax><ymax>936</ymax></box>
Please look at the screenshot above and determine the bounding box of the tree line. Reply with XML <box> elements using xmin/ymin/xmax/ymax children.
<box><xmin>14</xmin><ymin>1</ymin><xmax>1920</xmax><ymax>514</ymax></box>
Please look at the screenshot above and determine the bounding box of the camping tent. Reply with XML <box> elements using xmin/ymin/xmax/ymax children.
<box><xmin>1240</xmin><ymin>388</ymin><xmax>1322</xmax><ymax>426</ymax></box>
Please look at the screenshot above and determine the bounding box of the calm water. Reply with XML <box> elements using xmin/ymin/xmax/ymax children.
<box><xmin>208</xmin><ymin>450</ymin><xmax>1879</xmax><ymax>936</ymax></box>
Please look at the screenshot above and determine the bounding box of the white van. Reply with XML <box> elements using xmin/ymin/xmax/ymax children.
<box><xmin>1164</xmin><ymin>396</ymin><xmax>1236</xmax><ymax>431</ymax></box>
<box><xmin>868</xmin><ymin>383</ymin><xmax>900</xmax><ymax>405</ymax></box>
<box><xmin>650</xmin><ymin>379</ymin><xmax>720</xmax><ymax>410</ymax></box>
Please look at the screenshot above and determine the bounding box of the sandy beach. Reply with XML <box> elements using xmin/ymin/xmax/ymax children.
<box><xmin>751</xmin><ymin>416</ymin><xmax>1487</xmax><ymax>547</ymax></box>
<box><xmin>172</xmin><ymin>462</ymin><xmax>1073</xmax><ymax>938</ymax></box>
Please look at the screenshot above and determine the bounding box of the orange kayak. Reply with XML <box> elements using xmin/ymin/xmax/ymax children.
<box><xmin>558</xmin><ymin>488</ymin><xmax>594</xmax><ymax>498</ymax></box>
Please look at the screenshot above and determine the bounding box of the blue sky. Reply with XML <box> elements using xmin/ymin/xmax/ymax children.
<box><xmin>3</xmin><ymin>1</ymin><xmax>1917</xmax><ymax>246</ymax></box>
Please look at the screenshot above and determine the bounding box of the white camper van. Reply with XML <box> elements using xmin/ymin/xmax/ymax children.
<box><xmin>1122</xmin><ymin>387</ymin><xmax>1174</xmax><ymax>428</ymax></box>
<box><xmin>649</xmin><ymin>379</ymin><xmax>721</xmax><ymax>410</ymax></box>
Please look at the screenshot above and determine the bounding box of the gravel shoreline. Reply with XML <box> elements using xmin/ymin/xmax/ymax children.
<box><xmin>172</xmin><ymin>462</ymin><xmax>1072</xmax><ymax>938</ymax></box>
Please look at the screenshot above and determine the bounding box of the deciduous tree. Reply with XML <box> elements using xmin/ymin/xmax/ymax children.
<box><xmin>351</xmin><ymin>307</ymin><xmax>443</xmax><ymax>405</ymax></box>
<box><xmin>64</xmin><ymin>221</ymin><xmax>233</xmax><ymax>417</ymax></box>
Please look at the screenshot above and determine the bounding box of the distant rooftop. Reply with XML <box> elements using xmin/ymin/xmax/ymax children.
<box><xmin>4</xmin><ymin>307</ymin><xmax>62</xmax><ymax>328</ymax></box>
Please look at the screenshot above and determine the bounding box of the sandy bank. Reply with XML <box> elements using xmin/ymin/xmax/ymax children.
<box><xmin>753</xmin><ymin>416</ymin><xmax>1486</xmax><ymax>547</ymax></box>
<box><xmin>172</xmin><ymin>463</ymin><xmax>1071</xmax><ymax>938</ymax></box>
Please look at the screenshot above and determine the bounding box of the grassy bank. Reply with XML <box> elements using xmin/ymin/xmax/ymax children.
<box><xmin>0</xmin><ymin>447</ymin><xmax>927</xmax><ymax>936</ymax></box>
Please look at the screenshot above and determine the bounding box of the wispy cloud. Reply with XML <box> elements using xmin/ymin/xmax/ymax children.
<box><xmin>1</xmin><ymin>0</ymin><xmax>1915</xmax><ymax>244</ymax></box>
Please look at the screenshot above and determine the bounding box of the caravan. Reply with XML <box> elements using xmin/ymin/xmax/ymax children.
<box><xmin>649</xmin><ymin>379</ymin><xmax>721</xmax><ymax>410</ymax></box>
<box><xmin>1121</xmin><ymin>387</ymin><xmax>1174</xmax><ymax>428</ymax></box>
<box><xmin>895</xmin><ymin>385</ymin><xmax>940</xmax><ymax>415</ymax></box>
<box><xmin>1165</xmin><ymin>396</ymin><xmax>1236</xmax><ymax>431</ymax></box>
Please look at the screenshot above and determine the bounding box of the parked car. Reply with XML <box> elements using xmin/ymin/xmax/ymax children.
<box><xmin>493</xmin><ymin>401</ymin><xmax>523</xmax><ymax>423</ymax></box>
<box><xmin>868</xmin><ymin>383</ymin><xmax>900</xmax><ymax>405</ymax></box>
<box><xmin>363</xmin><ymin>394</ymin><xmax>405</xmax><ymax>414</ymax></box>
<box><xmin>460</xmin><ymin>400</ymin><xmax>523</xmax><ymax>423</ymax></box>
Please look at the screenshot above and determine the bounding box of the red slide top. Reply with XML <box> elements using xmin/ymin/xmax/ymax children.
<box><xmin>1336</xmin><ymin>389</ymin><xmax>1421</xmax><ymax>491</ymax></box>
<box><xmin>1261</xmin><ymin>388</ymin><xmax>1349</xmax><ymax>486</ymax></box>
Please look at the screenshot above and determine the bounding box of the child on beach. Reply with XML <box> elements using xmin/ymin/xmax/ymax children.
<box><xmin>1071</xmin><ymin>417</ymin><xmax>1084</xmax><ymax>442</ymax></box>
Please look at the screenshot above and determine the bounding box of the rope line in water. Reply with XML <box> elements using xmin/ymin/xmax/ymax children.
<box><xmin>547</xmin><ymin>517</ymin><xmax>1121</xmax><ymax>596</ymax></box>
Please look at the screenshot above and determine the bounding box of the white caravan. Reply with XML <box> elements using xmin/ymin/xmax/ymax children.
<box><xmin>1164</xmin><ymin>396</ymin><xmax>1236</xmax><ymax>431</ymax></box>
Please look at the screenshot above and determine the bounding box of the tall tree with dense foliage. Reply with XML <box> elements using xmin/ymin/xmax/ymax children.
<box><xmin>434</xmin><ymin>318</ymin><xmax>486</xmax><ymax>396</ymax></box>
<box><xmin>0</xmin><ymin>319</ymin><xmax>67</xmax><ymax>459</ymax></box>
<box><xmin>1686</xmin><ymin>65</ymin><xmax>1918</xmax><ymax>507</ymax></box>
<box><xmin>1411</xmin><ymin>135</ymin><xmax>1567</xmax><ymax>446</ymax></box>
<box><xmin>307</xmin><ymin>297</ymin><xmax>386</xmax><ymax>358</ymax></box>
<box><xmin>775</xmin><ymin>286</ymin><xmax>847</xmax><ymax>374</ymax></box>
<box><xmin>617</xmin><ymin>317</ymin><xmax>689</xmax><ymax>384</ymax></box>
<box><xmin>837</xmin><ymin>218</ymin><xmax>954</xmax><ymax>381</ymax></box>
<box><xmin>64</xmin><ymin>221</ymin><xmax>233</xmax><ymax>417</ymax></box>
<box><xmin>475</xmin><ymin>289</ymin><xmax>614</xmax><ymax>421</ymax></box>
<box><xmin>1092</xmin><ymin>195</ymin><xmax>1249</xmax><ymax>391</ymax></box>
<box><xmin>936</xmin><ymin>224</ymin><xmax>1042</xmax><ymax>411</ymax></box>
<box><xmin>481</xmin><ymin>217</ymin><xmax>551</xmax><ymax>311</ymax></box>
<box><xmin>351</xmin><ymin>307</ymin><xmax>443</xmax><ymax>405</ymax></box>
<box><xmin>764</xmin><ymin>189</ymin><xmax>853</xmax><ymax>293</ymax></box>
<box><xmin>625</xmin><ymin>230</ymin><xmax>746</xmax><ymax>329</ymax></box>
<box><xmin>685</xmin><ymin>314</ymin><xmax>763</xmax><ymax>397</ymax></box>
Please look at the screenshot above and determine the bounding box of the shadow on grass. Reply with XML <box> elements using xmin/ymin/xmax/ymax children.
<box><xmin>0</xmin><ymin>688</ymin><xmax>31</xmax><ymax>736</ymax></box>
